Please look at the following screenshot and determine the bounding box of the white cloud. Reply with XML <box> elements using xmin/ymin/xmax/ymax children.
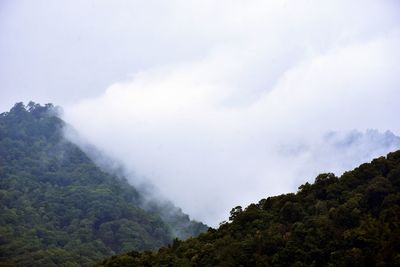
<box><xmin>56</xmin><ymin>1</ymin><xmax>400</xmax><ymax>226</ymax></box>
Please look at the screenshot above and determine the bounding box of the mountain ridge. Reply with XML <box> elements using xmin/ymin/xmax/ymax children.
<box><xmin>97</xmin><ymin>150</ymin><xmax>400</xmax><ymax>266</ymax></box>
<box><xmin>0</xmin><ymin>102</ymin><xmax>207</xmax><ymax>267</ymax></box>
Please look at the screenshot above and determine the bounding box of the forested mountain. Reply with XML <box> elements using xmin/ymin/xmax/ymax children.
<box><xmin>97</xmin><ymin>151</ymin><xmax>400</xmax><ymax>266</ymax></box>
<box><xmin>0</xmin><ymin>102</ymin><xmax>207</xmax><ymax>267</ymax></box>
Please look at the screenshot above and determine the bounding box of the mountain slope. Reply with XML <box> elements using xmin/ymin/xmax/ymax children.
<box><xmin>0</xmin><ymin>102</ymin><xmax>207</xmax><ymax>267</ymax></box>
<box><xmin>97</xmin><ymin>150</ymin><xmax>400</xmax><ymax>267</ymax></box>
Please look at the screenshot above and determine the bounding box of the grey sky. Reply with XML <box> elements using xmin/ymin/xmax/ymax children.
<box><xmin>1</xmin><ymin>1</ymin><xmax>400</xmax><ymax>225</ymax></box>
<box><xmin>0</xmin><ymin>0</ymin><xmax>212</xmax><ymax>110</ymax></box>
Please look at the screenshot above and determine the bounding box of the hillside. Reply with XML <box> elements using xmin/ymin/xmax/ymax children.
<box><xmin>0</xmin><ymin>102</ymin><xmax>207</xmax><ymax>267</ymax></box>
<box><xmin>97</xmin><ymin>151</ymin><xmax>400</xmax><ymax>266</ymax></box>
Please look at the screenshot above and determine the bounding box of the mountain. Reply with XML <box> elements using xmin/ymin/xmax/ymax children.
<box><xmin>0</xmin><ymin>102</ymin><xmax>207</xmax><ymax>267</ymax></box>
<box><xmin>97</xmin><ymin>151</ymin><xmax>400</xmax><ymax>266</ymax></box>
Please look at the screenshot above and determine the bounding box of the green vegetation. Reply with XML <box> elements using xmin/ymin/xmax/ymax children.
<box><xmin>97</xmin><ymin>151</ymin><xmax>400</xmax><ymax>266</ymax></box>
<box><xmin>0</xmin><ymin>102</ymin><xmax>207</xmax><ymax>267</ymax></box>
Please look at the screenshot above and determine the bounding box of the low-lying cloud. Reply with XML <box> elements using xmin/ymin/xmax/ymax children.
<box><xmin>63</xmin><ymin>1</ymin><xmax>400</xmax><ymax>226</ymax></box>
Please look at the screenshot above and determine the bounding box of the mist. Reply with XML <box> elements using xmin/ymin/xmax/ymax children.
<box><xmin>54</xmin><ymin>1</ymin><xmax>400</xmax><ymax>226</ymax></box>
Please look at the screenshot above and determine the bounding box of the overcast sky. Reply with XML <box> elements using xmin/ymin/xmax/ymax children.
<box><xmin>1</xmin><ymin>1</ymin><xmax>400</xmax><ymax>226</ymax></box>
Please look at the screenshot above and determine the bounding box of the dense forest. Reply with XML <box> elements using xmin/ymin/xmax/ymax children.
<box><xmin>0</xmin><ymin>102</ymin><xmax>207</xmax><ymax>267</ymax></box>
<box><xmin>97</xmin><ymin>151</ymin><xmax>400</xmax><ymax>266</ymax></box>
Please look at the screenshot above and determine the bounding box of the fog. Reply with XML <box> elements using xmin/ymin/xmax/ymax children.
<box><xmin>2</xmin><ymin>1</ymin><xmax>400</xmax><ymax>226</ymax></box>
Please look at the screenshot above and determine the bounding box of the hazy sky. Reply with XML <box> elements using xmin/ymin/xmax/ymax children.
<box><xmin>1</xmin><ymin>1</ymin><xmax>400</xmax><ymax>226</ymax></box>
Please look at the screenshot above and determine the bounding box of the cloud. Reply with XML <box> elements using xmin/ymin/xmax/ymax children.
<box><xmin>62</xmin><ymin>1</ymin><xmax>400</xmax><ymax>226</ymax></box>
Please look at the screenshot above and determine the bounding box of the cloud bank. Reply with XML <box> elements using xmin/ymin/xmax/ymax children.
<box><xmin>63</xmin><ymin>1</ymin><xmax>400</xmax><ymax>225</ymax></box>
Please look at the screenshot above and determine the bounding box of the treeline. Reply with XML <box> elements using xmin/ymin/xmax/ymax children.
<box><xmin>0</xmin><ymin>102</ymin><xmax>207</xmax><ymax>267</ymax></box>
<box><xmin>97</xmin><ymin>150</ymin><xmax>400</xmax><ymax>266</ymax></box>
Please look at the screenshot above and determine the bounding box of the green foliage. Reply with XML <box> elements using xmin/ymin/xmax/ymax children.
<box><xmin>97</xmin><ymin>151</ymin><xmax>400</xmax><ymax>267</ymax></box>
<box><xmin>0</xmin><ymin>102</ymin><xmax>207</xmax><ymax>267</ymax></box>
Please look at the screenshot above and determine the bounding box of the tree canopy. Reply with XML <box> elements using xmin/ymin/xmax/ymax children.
<box><xmin>97</xmin><ymin>151</ymin><xmax>400</xmax><ymax>267</ymax></box>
